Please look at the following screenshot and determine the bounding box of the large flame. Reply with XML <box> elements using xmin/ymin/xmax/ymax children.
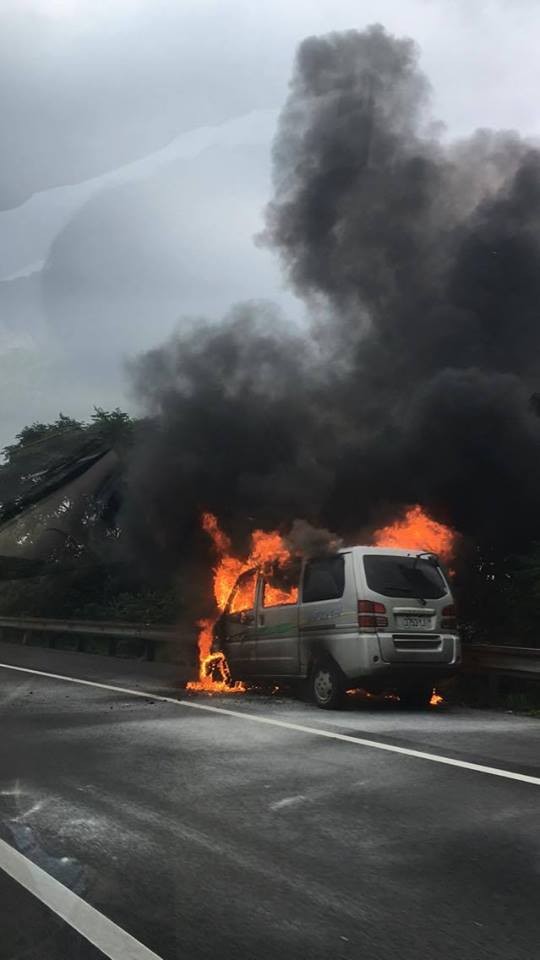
<box><xmin>187</xmin><ymin>513</ymin><xmax>297</xmax><ymax>693</ymax></box>
<box><xmin>373</xmin><ymin>504</ymin><xmax>455</xmax><ymax>564</ymax></box>
<box><xmin>188</xmin><ymin>506</ymin><xmax>452</xmax><ymax>704</ymax></box>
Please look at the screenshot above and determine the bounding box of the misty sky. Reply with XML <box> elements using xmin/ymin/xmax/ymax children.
<box><xmin>1</xmin><ymin>0</ymin><xmax>540</xmax><ymax>450</ymax></box>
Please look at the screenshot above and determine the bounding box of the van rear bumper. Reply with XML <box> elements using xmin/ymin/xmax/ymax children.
<box><xmin>331</xmin><ymin>632</ymin><xmax>461</xmax><ymax>684</ymax></box>
<box><xmin>378</xmin><ymin>632</ymin><xmax>458</xmax><ymax>665</ymax></box>
<box><xmin>346</xmin><ymin>662</ymin><xmax>460</xmax><ymax>692</ymax></box>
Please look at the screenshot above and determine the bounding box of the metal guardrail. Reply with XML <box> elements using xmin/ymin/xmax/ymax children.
<box><xmin>463</xmin><ymin>643</ymin><xmax>540</xmax><ymax>702</ymax></box>
<box><xmin>466</xmin><ymin>643</ymin><xmax>540</xmax><ymax>676</ymax></box>
<box><xmin>0</xmin><ymin>619</ymin><xmax>538</xmax><ymax>693</ymax></box>
<box><xmin>0</xmin><ymin>616</ymin><xmax>195</xmax><ymax>663</ymax></box>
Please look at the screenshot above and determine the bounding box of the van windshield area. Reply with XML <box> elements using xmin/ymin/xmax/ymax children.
<box><xmin>227</xmin><ymin>569</ymin><xmax>258</xmax><ymax>613</ymax></box>
<box><xmin>363</xmin><ymin>555</ymin><xmax>446</xmax><ymax>600</ymax></box>
<box><xmin>263</xmin><ymin>559</ymin><xmax>301</xmax><ymax>608</ymax></box>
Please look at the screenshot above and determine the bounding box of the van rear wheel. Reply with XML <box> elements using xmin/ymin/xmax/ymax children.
<box><xmin>398</xmin><ymin>685</ymin><xmax>433</xmax><ymax>710</ymax></box>
<box><xmin>310</xmin><ymin>660</ymin><xmax>345</xmax><ymax>710</ymax></box>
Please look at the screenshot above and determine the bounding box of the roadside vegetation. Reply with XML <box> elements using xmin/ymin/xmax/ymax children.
<box><xmin>1</xmin><ymin>409</ymin><xmax>540</xmax><ymax>648</ymax></box>
<box><xmin>0</xmin><ymin>409</ymin><xmax>185</xmax><ymax>624</ymax></box>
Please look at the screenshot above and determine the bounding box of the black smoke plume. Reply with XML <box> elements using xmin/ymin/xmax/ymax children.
<box><xmin>124</xmin><ymin>25</ymin><xmax>540</xmax><ymax>590</ymax></box>
<box><xmin>285</xmin><ymin>519</ymin><xmax>343</xmax><ymax>559</ymax></box>
<box><xmin>125</xmin><ymin>302</ymin><xmax>332</xmax><ymax>571</ymax></box>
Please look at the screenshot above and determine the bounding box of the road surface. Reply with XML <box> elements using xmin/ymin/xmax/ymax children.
<box><xmin>0</xmin><ymin>640</ymin><xmax>539</xmax><ymax>959</ymax></box>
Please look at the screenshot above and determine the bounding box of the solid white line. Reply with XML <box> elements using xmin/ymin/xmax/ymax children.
<box><xmin>1</xmin><ymin>661</ymin><xmax>540</xmax><ymax>787</ymax></box>
<box><xmin>0</xmin><ymin>835</ymin><xmax>164</xmax><ymax>960</ymax></box>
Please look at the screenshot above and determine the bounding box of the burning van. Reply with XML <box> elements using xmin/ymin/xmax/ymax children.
<box><xmin>213</xmin><ymin>546</ymin><xmax>460</xmax><ymax>709</ymax></box>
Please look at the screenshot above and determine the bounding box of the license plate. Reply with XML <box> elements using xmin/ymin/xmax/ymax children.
<box><xmin>397</xmin><ymin>615</ymin><xmax>432</xmax><ymax>630</ymax></box>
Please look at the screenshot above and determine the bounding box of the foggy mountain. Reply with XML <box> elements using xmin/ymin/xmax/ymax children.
<box><xmin>0</xmin><ymin>128</ymin><xmax>300</xmax><ymax>450</ymax></box>
<box><xmin>42</xmin><ymin>143</ymin><xmax>299</xmax><ymax>354</ymax></box>
<box><xmin>0</xmin><ymin>2</ymin><xmax>289</xmax><ymax>210</ymax></box>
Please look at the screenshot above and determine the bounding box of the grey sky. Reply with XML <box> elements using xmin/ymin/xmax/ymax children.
<box><xmin>1</xmin><ymin>0</ymin><xmax>539</xmax><ymax>449</ymax></box>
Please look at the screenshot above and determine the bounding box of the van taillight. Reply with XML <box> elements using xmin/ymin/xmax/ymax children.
<box><xmin>441</xmin><ymin>604</ymin><xmax>457</xmax><ymax>630</ymax></box>
<box><xmin>358</xmin><ymin>600</ymin><xmax>388</xmax><ymax>631</ymax></box>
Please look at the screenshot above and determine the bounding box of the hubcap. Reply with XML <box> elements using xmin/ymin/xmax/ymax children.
<box><xmin>314</xmin><ymin>668</ymin><xmax>334</xmax><ymax>704</ymax></box>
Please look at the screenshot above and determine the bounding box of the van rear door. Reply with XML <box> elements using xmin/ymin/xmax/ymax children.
<box><xmin>361</xmin><ymin>553</ymin><xmax>456</xmax><ymax>664</ymax></box>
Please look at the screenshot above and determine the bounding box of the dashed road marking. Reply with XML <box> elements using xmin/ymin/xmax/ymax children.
<box><xmin>270</xmin><ymin>795</ymin><xmax>307</xmax><ymax>811</ymax></box>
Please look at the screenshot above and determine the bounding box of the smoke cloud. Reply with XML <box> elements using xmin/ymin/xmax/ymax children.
<box><xmin>125</xmin><ymin>301</ymin><xmax>334</xmax><ymax>570</ymax></box>
<box><xmin>285</xmin><ymin>519</ymin><xmax>343</xmax><ymax>559</ymax></box>
<box><xmin>125</xmin><ymin>24</ymin><xmax>540</xmax><ymax>579</ymax></box>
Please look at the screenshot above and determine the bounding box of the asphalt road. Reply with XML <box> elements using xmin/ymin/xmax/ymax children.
<box><xmin>0</xmin><ymin>640</ymin><xmax>539</xmax><ymax>960</ymax></box>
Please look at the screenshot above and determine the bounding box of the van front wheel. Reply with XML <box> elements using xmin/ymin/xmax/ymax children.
<box><xmin>310</xmin><ymin>660</ymin><xmax>345</xmax><ymax>710</ymax></box>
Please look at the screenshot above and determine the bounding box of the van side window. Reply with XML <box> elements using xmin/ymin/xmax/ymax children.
<box><xmin>302</xmin><ymin>556</ymin><xmax>345</xmax><ymax>603</ymax></box>
<box><xmin>262</xmin><ymin>559</ymin><xmax>301</xmax><ymax>608</ymax></box>
<box><xmin>228</xmin><ymin>570</ymin><xmax>258</xmax><ymax>613</ymax></box>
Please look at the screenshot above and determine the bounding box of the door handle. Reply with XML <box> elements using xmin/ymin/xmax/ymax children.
<box><xmin>258</xmin><ymin>613</ymin><xmax>265</xmax><ymax>626</ymax></box>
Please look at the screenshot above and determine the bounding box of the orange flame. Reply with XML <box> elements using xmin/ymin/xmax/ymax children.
<box><xmin>373</xmin><ymin>505</ymin><xmax>455</xmax><ymax>564</ymax></box>
<box><xmin>187</xmin><ymin>513</ymin><xmax>297</xmax><ymax>694</ymax></box>
<box><xmin>186</xmin><ymin>617</ymin><xmax>242</xmax><ymax>694</ymax></box>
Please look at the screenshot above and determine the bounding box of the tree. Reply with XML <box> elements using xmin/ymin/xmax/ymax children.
<box><xmin>0</xmin><ymin>408</ymin><xmax>135</xmax><ymax>511</ymax></box>
<box><xmin>2</xmin><ymin>413</ymin><xmax>84</xmax><ymax>465</ymax></box>
<box><xmin>0</xmin><ymin>407</ymin><xmax>151</xmax><ymax>621</ymax></box>
<box><xmin>90</xmin><ymin>407</ymin><xmax>134</xmax><ymax>446</ymax></box>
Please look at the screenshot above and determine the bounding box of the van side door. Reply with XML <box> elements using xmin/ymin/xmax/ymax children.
<box><xmin>254</xmin><ymin>559</ymin><xmax>301</xmax><ymax>677</ymax></box>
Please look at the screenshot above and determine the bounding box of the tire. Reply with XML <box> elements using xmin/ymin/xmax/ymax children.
<box><xmin>398</xmin><ymin>685</ymin><xmax>433</xmax><ymax>710</ymax></box>
<box><xmin>310</xmin><ymin>660</ymin><xmax>345</xmax><ymax>710</ymax></box>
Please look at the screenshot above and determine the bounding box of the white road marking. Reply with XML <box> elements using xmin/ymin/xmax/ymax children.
<box><xmin>1</xmin><ymin>661</ymin><xmax>540</xmax><ymax>787</ymax></box>
<box><xmin>270</xmin><ymin>795</ymin><xmax>307</xmax><ymax>811</ymax></box>
<box><xmin>0</xmin><ymin>835</ymin><xmax>164</xmax><ymax>960</ymax></box>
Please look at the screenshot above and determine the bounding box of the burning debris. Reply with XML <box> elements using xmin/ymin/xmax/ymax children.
<box><xmin>186</xmin><ymin>617</ymin><xmax>243</xmax><ymax>695</ymax></box>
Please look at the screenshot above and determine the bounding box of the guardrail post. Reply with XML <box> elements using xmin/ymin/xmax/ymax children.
<box><xmin>143</xmin><ymin>639</ymin><xmax>155</xmax><ymax>662</ymax></box>
<box><xmin>488</xmin><ymin>673</ymin><xmax>500</xmax><ymax>706</ymax></box>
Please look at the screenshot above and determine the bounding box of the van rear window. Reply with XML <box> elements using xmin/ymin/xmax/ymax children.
<box><xmin>363</xmin><ymin>555</ymin><xmax>446</xmax><ymax>599</ymax></box>
<box><xmin>302</xmin><ymin>555</ymin><xmax>345</xmax><ymax>603</ymax></box>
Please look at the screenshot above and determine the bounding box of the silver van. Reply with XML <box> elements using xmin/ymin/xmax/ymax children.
<box><xmin>214</xmin><ymin>546</ymin><xmax>461</xmax><ymax>709</ymax></box>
